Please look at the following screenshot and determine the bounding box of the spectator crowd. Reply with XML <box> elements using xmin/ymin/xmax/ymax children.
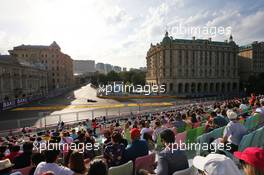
<box><xmin>0</xmin><ymin>93</ymin><xmax>264</xmax><ymax>175</ymax></box>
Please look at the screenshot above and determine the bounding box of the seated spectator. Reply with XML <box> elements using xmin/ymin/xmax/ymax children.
<box><xmin>87</xmin><ymin>159</ymin><xmax>108</xmax><ymax>175</ymax></box>
<box><xmin>152</xmin><ymin>120</ymin><xmax>164</xmax><ymax>142</ymax></box>
<box><xmin>0</xmin><ymin>145</ymin><xmax>7</xmax><ymax>160</ymax></box>
<box><xmin>123</xmin><ymin>121</ymin><xmax>131</xmax><ymax>144</ymax></box>
<box><xmin>91</xmin><ymin>119</ymin><xmax>97</xmax><ymax>135</ymax></box>
<box><xmin>60</xmin><ymin>132</ymin><xmax>73</xmax><ymax>144</ymax></box>
<box><xmin>193</xmin><ymin>153</ymin><xmax>242</xmax><ymax>175</ymax></box>
<box><xmin>239</xmin><ymin>100</ymin><xmax>249</xmax><ymax>114</ymax></box>
<box><xmin>234</xmin><ymin>147</ymin><xmax>264</xmax><ymax>175</ymax></box>
<box><xmin>68</xmin><ymin>151</ymin><xmax>87</xmax><ymax>175</ymax></box>
<box><xmin>205</xmin><ymin>115</ymin><xmax>214</xmax><ymax>133</ymax></box>
<box><xmin>29</xmin><ymin>153</ymin><xmax>45</xmax><ymax>175</ymax></box>
<box><xmin>5</xmin><ymin>145</ymin><xmax>21</xmax><ymax>163</ymax></box>
<box><xmin>190</xmin><ymin>113</ymin><xmax>198</xmax><ymax>125</ymax></box>
<box><xmin>181</xmin><ymin>114</ymin><xmax>192</xmax><ymax>129</ymax></box>
<box><xmin>34</xmin><ymin>149</ymin><xmax>73</xmax><ymax>175</ymax></box>
<box><xmin>173</xmin><ymin>113</ymin><xmax>186</xmax><ymax>130</ymax></box>
<box><xmin>143</xmin><ymin>133</ymin><xmax>155</xmax><ymax>151</ymax></box>
<box><xmin>83</xmin><ymin>130</ymin><xmax>96</xmax><ymax>160</ymax></box>
<box><xmin>123</xmin><ymin>128</ymin><xmax>148</xmax><ymax>162</ymax></box>
<box><xmin>117</xmin><ymin>132</ymin><xmax>128</xmax><ymax>148</ymax></box>
<box><xmin>102</xmin><ymin>129</ymin><xmax>111</xmax><ymax>148</ymax></box>
<box><xmin>156</xmin><ymin>129</ymin><xmax>189</xmax><ymax>175</ymax></box>
<box><xmin>249</xmin><ymin>93</ymin><xmax>256</xmax><ymax>106</ymax></box>
<box><xmin>221</xmin><ymin>110</ymin><xmax>247</xmax><ymax>153</ymax></box>
<box><xmin>70</xmin><ymin>129</ymin><xmax>78</xmax><ymax>140</ymax></box>
<box><xmin>13</xmin><ymin>142</ymin><xmax>33</xmax><ymax>169</ymax></box>
<box><xmin>211</xmin><ymin>111</ymin><xmax>228</xmax><ymax>128</ymax></box>
<box><xmin>0</xmin><ymin>159</ymin><xmax>22</xmax><ymax>175</ymax></box>
<box><xmin>103</xmin><ymin>131</ymin><xmax>125</xmax><ymax>167</ymax></box>
<box><xmin>140</xmin><ymin>120</ymin><xmax>152</xmax><ymax>140</ymax></box>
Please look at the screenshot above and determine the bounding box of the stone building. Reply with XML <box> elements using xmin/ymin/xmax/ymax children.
<box><xmin>146</xmin><ymin>32</ymin><xmax>240</xmax><ymax>96</ymax></box>
<box><xmin>74</xmin><ymin>60</ymin><xmax>95</xmax><ymax>75</ymax></box>
<box><xmin>0</xmin><ymin>55</ymin><xmax>48</xmax><ymax>102</ymax></box>
<box><xmin>239</xmin><ymin>41</ymin><xmax>264</xmax><ymax>82</ymax></box>
<box><xmin>8</xmin><ymin>41</ymin><xmax>74</xmax><ymax>90</ymax></box>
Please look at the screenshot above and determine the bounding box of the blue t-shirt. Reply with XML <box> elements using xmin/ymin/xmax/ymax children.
<box><xmin>124</xmin><ymin>139</ymin><xmax>148</xmax><ymax>162</ymax></box>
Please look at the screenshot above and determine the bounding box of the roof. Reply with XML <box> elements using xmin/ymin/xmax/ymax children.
<box><xmin>171</xmin><ymin>38</ymin><xmax>232</xmax><ymax>46</ymax></box>
<box><xmin>0</xmin><ymin>55</ymin><xmax>46</xmax><ymax>70</ymax></box>
<box><xmin>13</xmin><ymin>45</ymin><xmax>49</xmax><ymax>50</ymax></box>
<box><xmin>0</xmin><ymin>55</ymin><xmax>20</xmax><ymax>65</ymax></box>
<box><xmin>13</xmin><ymin>41</ymin><xmax>60</xmax><ymax>50</ymax></box>
<box><xmin>160</xmin><ymin>32</ymin><xmax>235</xmax><ymax>46</ymax></box>
<box><xmin>239</xmin><ymin>44</ymin><xmax>253</xmax><ymax>51</ymax></box>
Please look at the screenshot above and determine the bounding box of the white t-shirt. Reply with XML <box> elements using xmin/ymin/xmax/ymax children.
<box><xmin>34</xmin><ymin>162</ymin><xmax>74</xmax><ymax>175</ymax></box>
<box><xmin>140</xmin><ymin>127</ymin><xmax>152</xmax><ymax>139</ymax></box>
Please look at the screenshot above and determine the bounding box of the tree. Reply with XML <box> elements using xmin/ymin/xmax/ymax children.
<box><xmin>90</xmin><ymin>70</ymin><xmax>146</xmax><ymax>87</ymax></box>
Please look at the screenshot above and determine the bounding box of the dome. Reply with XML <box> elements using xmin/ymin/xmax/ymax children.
<box><xmin>161</xmin><ymin>31</ymin><xmax>171</xmax><ymax>45</ymax></box>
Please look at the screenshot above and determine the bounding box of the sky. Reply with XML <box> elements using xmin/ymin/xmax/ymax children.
<box><xmin>0</xmin><ymin>0</ymin><xmax>264</xmax><ymax>69</ymax></box>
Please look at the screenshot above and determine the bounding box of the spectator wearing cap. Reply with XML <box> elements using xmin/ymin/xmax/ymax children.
<box><xmin>123</xmin><ymin>128</ymin><xmax>148</xmax><ymax>162</ymax></box>
<box><xmin>193</xmin><ymin>153</ymin><xmax>242</xmax><ymax>175</ymax></box>
<box><xmin>221</xmin><ymin>110</ymin><xmax>247</xmax><ymax>153</ymax></box>
<box><xmin>239</xmin><ymin>100</ymin><xmax>249</xmax><ymax>114</ymax></box>
<box><xmin>254</xmin><ymin>100</ymin><xmax>264</xmax><ymax>125</ymax></box>
<box><xmin>0</xmin><ymin>159</ymin><xmax>22</xmax><ymax>175</ymax></box>
<box><xmin>156</xmin><ymin>129</ymin><xmax>189</xmax><ymax>175</ymax></box>
<box><xmin>234</xmin><ymin>147</ymin><xmax>264</xmax><ymax>175</ymax></box>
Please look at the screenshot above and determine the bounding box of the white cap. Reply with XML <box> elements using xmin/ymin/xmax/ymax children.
<box><xmin>239</xmin><ymin>104</ymin><xmax>248</xmax><ymax>111</ymax></box>
<box><xmin>227</xmin><ymin>110</ymin><xmax>237</xmax><ymax>120</ymax></box>
<box><xmin>193</xmin><ymin>154</ymin><xmax>242</xmax><ymax>175</ymax></box>
<box><xmin>255</xmin><ymin>108</ymin><xmax>263</xmax><ymax>114</ymax></box>
<box><xmin>0</xmin><ymin>159</ymin><xmax>14</xmax><ymax>171</ymax></box>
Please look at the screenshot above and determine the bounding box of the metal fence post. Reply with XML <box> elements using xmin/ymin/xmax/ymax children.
<box><xmin>92</xmin><ymin>110</ymin><xmax>94</xmax><ymax>120</ymax></box>
<box><xmin>44</xmin><ymin>116</ymin><xmax>47</xmax><ymax>129</ymax></box>
<box><xmin>118</xmin><ymin>107</ymin><xmax>121</xmax><ymax>117</ymax></box>
<box><xmin>17</xmin><ymin>120</ymin><xmax>21</xmax><ymax>129</ymax></box>
<box><xmin>59</xmin><ymin>115</ymin><xmax>62</xmax><ymax>122</ymax></box>
<box><xmin>76</xmin><ymin>112</ymin><xmax>79</xmax><ymax>121</ymax></box>
<box><xmin>105</xmin><ymin>108</ymin><xmax>108</xmax><ymax>117</ymax></box>
<box><xmin>40</xmin><ymin>119</ymin><xmax>42</xmax><ymax>128</ymax></box>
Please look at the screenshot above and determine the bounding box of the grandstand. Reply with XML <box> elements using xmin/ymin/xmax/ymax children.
<box><xmin>0</xmin><ymin>95</ymin><xmax>264</xmax><ymax>175</ymax></box>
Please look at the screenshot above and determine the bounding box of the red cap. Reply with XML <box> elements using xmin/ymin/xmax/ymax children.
<box><xmin>234</xmin><ymin>147</ymin><xmax>264</xmax><ymax>172</ymax></box>
<box><xmin>130</xmin><ymin>128</ymin><xmax>140</xmax><ymax>140</ymax></box>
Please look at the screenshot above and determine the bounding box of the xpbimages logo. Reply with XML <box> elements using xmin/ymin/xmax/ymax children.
<box><xmin>97</xmin><ymin>82</ymin><xmax>166</xmax><ymax>96</ymax></box>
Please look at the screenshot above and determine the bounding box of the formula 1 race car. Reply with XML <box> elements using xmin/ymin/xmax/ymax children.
<box><xmin>87</xmin><ymin>99</ymin><xmax>97</xmax><ymax>103</ymax></box>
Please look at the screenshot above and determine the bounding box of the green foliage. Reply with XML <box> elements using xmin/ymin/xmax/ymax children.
<box><xmin>245</xmin><ymin>73</ymin><xmax>264</xmax><ymax>94</ymax></box>
<box><xmin>90</xmin><ymin>70</ymin><xmax>146</xmax><ymax>87</ymax></box>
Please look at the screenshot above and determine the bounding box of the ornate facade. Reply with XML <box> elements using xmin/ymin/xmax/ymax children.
<box><xmin>239</xmin><ymin>41</ymin><xmax>264</xmax><ymax>82</ymax></box>
<box><xmin>9</xmin><ymin>41</ymin><xmax>74</xmax><ymax>90</ymax></box>
<box><xmin>146</xmin><ymin>32</ymin><xmax>240</xmax><ymax>96</ymax></box>
<box><xmin>0</xmin><ymin>55</ymin><xmax>48</xmax><ymax>102</ymax></box>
